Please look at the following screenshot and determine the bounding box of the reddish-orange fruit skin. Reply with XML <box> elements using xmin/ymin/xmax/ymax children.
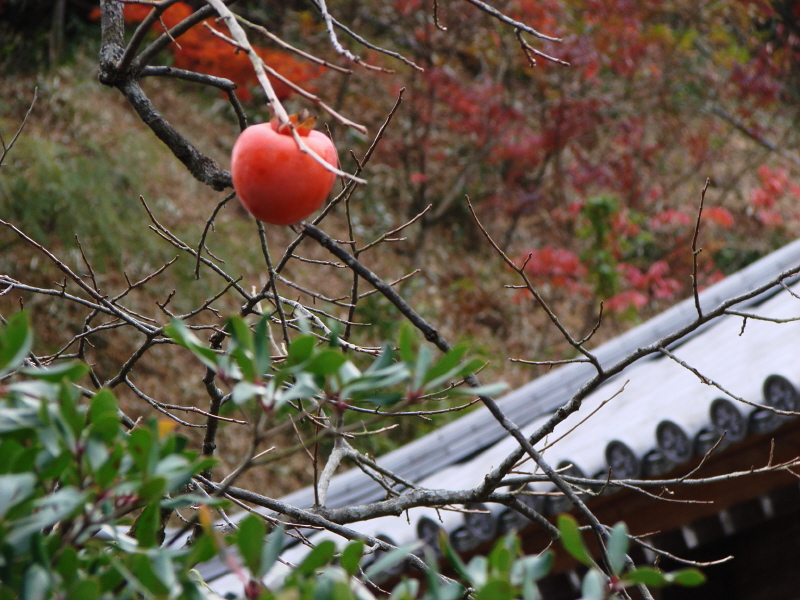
<box><xmin>231</xmin><ymin>122</ymin><xmax>338</xmax><ymax>225</ymax></box>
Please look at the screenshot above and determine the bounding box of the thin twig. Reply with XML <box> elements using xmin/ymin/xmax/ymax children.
<box><xmin>690</xmin><ymin>178</ymin><xmax>710</xmax><ymax>318</ymax></box>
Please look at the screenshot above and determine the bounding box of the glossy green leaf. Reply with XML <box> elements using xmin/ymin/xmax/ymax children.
<box><xmin>186</xmin><ymin>532</ymin><xmax>218</xmax><ymax>568</ymax></box>
<box><xmin>305</xmin><ymin>350</ymin><xmax>347</xmax><ymax>377</ymax></box>
<box><xmin>668</xmin><ymin>568</ymin><xmax>706</xmax><ymax>587</ymax></box>
<box><xmin>8</xmin><ymin>487</ymin><xmax>86</xmax><ymax>551</ymax></box>
<box><xmin>132</xmin><ymin>503</ymin><xmax>161</xmax><ymax>548</ymax></box>
<box><xmin>0</xmin><ymin>402</ymin><xmax>41</xmax><ymax>433</ymax></box>
<box><xmin>88</xmin><ymin>389</ymin><xmax>120</xmax><ymax>442</ymax></box>
<box><xmin>237</xmin><ymin>514</ymin><xmax>267</xmax><ymax>576</ymax></box>
<box><xmin>0</xmin><ymin>311</ymin><xmax>32</xmax><ymax>378</ymax></box>
<box><xmin>422</xmin><ymin>345</ymin><xmax>468</xmax><ymax>386</ymax></box>
<box><xmin>226</xmin><ymin>316</ymin><xmax>254</xmax><ymax>353</ymax></box>
<box><xmin>339</xmin><ymin>540</ymin><xmax>364</xmax><ymax>578</ymax></box>
<box><xmin>295</xmin><ymin>540</ymin><xmax>337</xmax><ymax>576</ymax></box>
<box><xmin>621</xmin><ymin>566</ymin><xmax>668</xmax><ymax>588</ymax></box>
<box><xmin>557</xmin><ymin>514</ymin><xmax>594</xmax><ymax>567</ymax></box>
<box><xmin>150</xmin><ymin>550</ymin><xmax>179</xmax><ymax>596</ymax></box>
<box><xmin>397</xmin><ymin>323</ymin><xmax>417</xmax><ymax>366</ymax></box>
<box><xmin>286</xmin><ymin>335</ymin><xmax>316</xmax><ymax>367</ymax></box>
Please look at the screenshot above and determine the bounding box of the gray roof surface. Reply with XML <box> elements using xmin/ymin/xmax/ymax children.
<box><xmin>278</xmin><ymin>238</ymin><xmax>800</xmax><ymax>512</ymax></box>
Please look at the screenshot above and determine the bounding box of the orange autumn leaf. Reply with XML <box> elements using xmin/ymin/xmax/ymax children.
<box><xmin>93</xmin><ymin>2</ymin><xmax>321</xmax><ymax>101</ymax></box>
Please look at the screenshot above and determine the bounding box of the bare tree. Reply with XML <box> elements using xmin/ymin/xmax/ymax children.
<box><xmin>2</xmin><ymin>1</ymin><xmax>800</xmax><ymax>598</ymax></box>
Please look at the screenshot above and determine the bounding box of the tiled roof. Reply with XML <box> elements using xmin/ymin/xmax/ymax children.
<box><xmin>204</xmin><ymin>238</ymin><xmax>800</xmax><ymax>593</ymax></box>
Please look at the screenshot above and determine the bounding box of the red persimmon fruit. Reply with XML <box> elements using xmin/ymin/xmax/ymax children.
<box><xmin>231</xmin><ymin>115</ymin><xmax>338</xmax><ymax>225</ymax></box>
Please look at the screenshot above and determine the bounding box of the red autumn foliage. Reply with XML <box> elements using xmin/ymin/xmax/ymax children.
<box><xmin>519</xmin><ymin>247</ymin><xmax>588</xmax><ymax>291</ymax></box>
<box><xmin>90</xmin><ymin>2</ymin><xmax>320</xmax><ymax>101</ymax></box>
<box><xmin>702</xmin><ymin>206</ymin><xmax>735</xmax><ymax>229</ymax></box>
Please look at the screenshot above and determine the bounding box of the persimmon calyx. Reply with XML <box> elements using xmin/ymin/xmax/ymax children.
<box><xmin>271</xmin><ymin>112</ymin><xmax>317</xmax><ymax>137</ymax></box>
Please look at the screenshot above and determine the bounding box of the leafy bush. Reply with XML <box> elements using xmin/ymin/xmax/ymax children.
<box><xmin>0</xmin><ymin>313</ymin><xmax>704</xmax><ymax>600</ymax></box>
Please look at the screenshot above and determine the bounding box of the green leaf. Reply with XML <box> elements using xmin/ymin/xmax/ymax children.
<box><xmin>422</xmin><ymin>345</ymin><xmax>468</xmax><ymax>386</ymax></box>
<box><xmin>131</xmin><ymin>504</ymin><xmax>161</xmax><ymax>548</ymax></box>
<box><xmin>487</xmin><ymin>538</ymin><xmax>514</xmax><ymax>579</ymax></box>
<box><xmin>305</xmin><ymin>350</ymin><xmax>347</xmax><ymax>377</ymax></box>
<box><xmin>437</xmin><ymin>582</ymin><xmax>468</xmax><ymax>600</ymax></box>
<box><xmin>450</xmin><ymin>381</ymin><xmax>509</xmax><ymax>397</ymax></box>
<box><xmin>411</xmin><ymin>345</ymin><xmax>433</xmax><ymax>392</ymax></box>
<box><xmin>21</xmin><ymin>361</ymin><xmax>89</xmax><ymax>383</ymax></box>
<box><xmin>253</xmin><ymin>313</ymin><xmax>271</xmax><ymax>378</ymax></box>
<box><xmin>0</xmin><ymin>403</ymin><xmax>41</xmax><ymax>433</ymax></box>
<box><xmin>0</xmin><ymin>473</ymin><xmax>36</xmax><ymax>519</ymax></box>
<box><xmin>397</xmin><ymin>323</ymin><xmax>417</xmax><ymax>366</ymax></box>
<box><xmin>295</xmin><ymin>540</ymin><xmax>337</xmax><ymax>577</ymax></box>
<box><xmin>8</xmin><ymin>488</ymin><xmax>86</xmax><ymax>551</ymax></box>
<box><xmin>88</xmin><ymin>389</ymin><xmax>120</xmax><ymax>442</ymax></box>
<box><xmin>21</xmin><ymin>563</ymin><xmax>51</xmax><ymax>600</ymax></box>
<box><xmin>130</xmin><ymin>552</ymin><xmax>169</xmax><ymax>596</ymax></box>
<box><xmin>621</xmin><ymin>566</ymin><xmax>669</xmax><ymax>588</ymax></box>
<box><xmin>164</xmin><ymin>320</ymin><xmax>221</xmax><ymax>372</ymax></box>
<box><xmin>339</xmin><ymin>540</ymin><xmax>364</xmax><ymax>578</ymax></box>
<box><xmin>581</xmin><ymin>568</ymin><xmax>607</xmax><ymax>600</ymax></box>
<box><xmin>55</xmin><ymin>547</ymin><xmax>79</xmax><ymax>586</ymax></box>
<box><xmin>150</xmin><ymin>550</ymin><xmax>180</xmax><ymax>596</ymax></box>
<box><xmin>511</xmin><ymin>551</ymin><xmax>553</xmax><ymax>585</ymax></box>
<box><xmin>0</xmin><ymin>311</ymin><xmax>33</xmax><ymax>378</ymax></box>
<box><xmin>606</xmin><ymin>521</ymin><xmax>629</xmax><ymax>576</ymax></box>
<box><xmin>423</xmin><ymin>355</ymin><xmax>488</xmax><ymax>393</ymax></box>
<box><xmin>236</xmin><ymin>514</ymin><xmax>267</xmax><ymax>576</ymax></box>
<box><xmin>522</xmin><ymin>576</ymin><xmax>540</xmax><ymax>600</ymax></box>
<box><xmin>259</xmin><ymin>525</ymin><xmax>285</xmax><ymax>578</ymax></box>
<box><xmin>286</xmin><ymin>335</ymin><xmax>316</xmax><ymax>367</ymax></box>
<box><xmin>226</xmin><ymin>316</ymin><xmax>255</xmax><ymax>353</ymax></box>
<box><xmin>465</xmin><ymin>556</ymin><xmax>488</xmax><ymax>589</ymax></box>
<box><xmin>364</xmin><ymin>344</ymin><xmax>396</xmax><ymax>374</ymax></box>
<box><xmin>475</xmin><ymin>579</ymin><xmax>514</xmax><ymax>600</ymax></box>
<box><xmin>557</xmin><ymin>514</ymin><xmax>594</xmax><ymax>567</ymax></box>
<box><xmin>388</xmin><ymin>579</ymin><xmax>419</xmax><ymax>600</ymax></box>
<box><xmin>277</xmin><ymin>373</ymin><xmax>320</xmax><ymax>404</ymax></box>
<box><xmin>128</xmin><ymin>427</ymin><xmax>155</xmax><ymax>475</ymax></box>
<box><xmin>668</xmin><ymin>568</ymin><xmax>706</xmax><ymax>587</ymax></box>
<box><xmin>231</xmin><ymin>381</ymin><xmax>266</xmax><ymax>405</ymax></box>
<box><xmin>66</xmin><ymin>578</ymin><xmax>101</xmax><ymax>600</ymax></box>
